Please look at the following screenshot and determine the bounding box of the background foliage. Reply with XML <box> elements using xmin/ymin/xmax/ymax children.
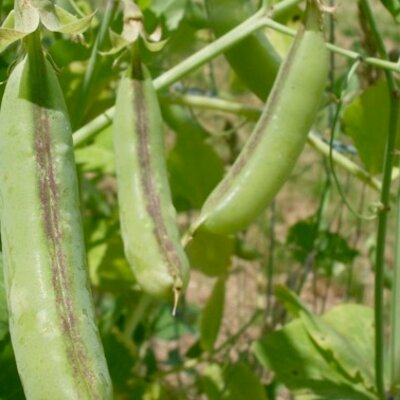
<box><xmin>1</xmin><ymin>0</ymin><xmax>400</xmax><ymax>399</ymax></box>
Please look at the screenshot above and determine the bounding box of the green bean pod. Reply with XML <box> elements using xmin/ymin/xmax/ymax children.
<box><xmin>112</xmin><ymin>50</ymin><xmax>190</xmax><ymax>301</ymax></box>
<box><xmin>193</xmin><ymin>0</ymin><xmax>329</xmax><ymax>236</ymax></box>
<box><xmin>205</xmin><ymin>0</ymin><xmax>281</xmax><ymax>100</ymax></box>
<box><xmin>0</xmin><ymin>33</ymin><xmax>112</xmax><ymax>399</ymax></box>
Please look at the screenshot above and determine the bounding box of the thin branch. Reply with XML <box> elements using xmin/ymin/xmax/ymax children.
<box><xmin>72</xmin><ymin>11</ymin><xmax>400</xmax><ymax>147</ymax></box>
<box><xmin>359</xmin><ymin>0</ymin><xmax>400</xmax><ymax>398</ymax></box>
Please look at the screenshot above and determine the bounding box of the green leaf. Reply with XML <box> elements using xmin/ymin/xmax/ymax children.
<box><xmin>379</xmin><ymin>0</ymin><xmax>400</xmax><ymax>20</ymax></box>
<box><xmin>103</xmin><ymin>1</ymin><xmax>144</xmax><ymax>55</ymax></box>
<box><xmin>49</xmin><ymin>38</ymin><xmax>90</xmax><ymax>67</ymax></box>
<box><xmin>234</xmin><ymin>236</ymin><xmax>261</xmax><ymax>261</ymax></box>
<box><xmin>86</xmin><ymin>219</ymin><xmax>110</xmax><ymax>286</ymax></box>
<box><xmin>287</xmin><ymin>217</ymin><xmax>358</xmax><ymax>269</ymax></box>
<box><xmin>94</xmin><ymin>228</ymin><xmax>136</xmax><ymax>291</ymax></box>
<box><xmin>37</xmin><ymin>3</ymin><xmax>94</xmax><ymax>34</ymax></box>
<box><xmin>317</xmin><ymin>230</ymin><xmax>359</xmax><ymax>265</ymax></box>
<box><xmin>186</xmin><ymin>230</ymin><xmax>233</xmax><ymax>277</ymax></box>
<box><xmin>323</xmin><ymin>304</ymin><xmax>375</xmax><ymax>383</ymax></box>
<box><xmin>274</xmin><ymin>286</ymin><xmax>376</xmax><ymax>392</ymax></box>
<box><xmin>50</xmin><ymin>6</ymin><xmax>94</xmax><ymax>34</ymax></box>
<box><xmin>13</xmin><ymin>1</ymin><xmax>40</xmax><ymax>33</ymax></box>
<box><xmin>75</xmin><ymin>125</ymin><xmax>115</xmax><ymax>174</ymax></box>
<box><xmin>149</xmin><ymin>0</ymin><xmax>186</xmax><ymax>31</ymax></box>
<box><xmin>223</xmin><ymin>362</ymin><xmax>267</xmax><ymax>400</ymax></box>
<box><xmin>342</xmin><ymin>80</ymin><xmax>400</xmax><ymax>174</ymax></box>
<box><xmin>0</xmin><ymin>254</ymin><xmax>9</xmax><ymax>341</ymax></box>
<box><xmin>198</xmin><ymin>363</ymin><xmax>225</xmax><ymax>400</ymax></box>
<box><xmin>154</xmin><ymin>304</ymin><xmax>199</xmax><ymax>340</ymax></box>
<box><xmin>252</xmin><ymin>318</ymin><xmax>377</xmax><ymax>400</ymax></box>
<box><xmin>200</xmin><ymin>278</ymin><xmax>226</xmax><ymax>352</ymax></box>
<box><xmin>164</xmin><ymin>104</ymin><xmax>224</xmax><ymax>211</ymax></box>
<box><xmin>102</xmin><ymin>328</ymin><xmax>137</xmax><ymax>395</ymax></box>
<box><xmin>287</xmin><ymin>218</ymin><xmax>318</xmax><ymax>263</ymax></box>
<box><xmin>0</xmin><ymin>11</ymin><xmax>31</xmax><ymax>53</ymax></box>
<box><xmin>11</xmin><ymin>1</ymin><xmax>93</xmax><ymax>35</ymax></box>
<box><xmin>0</xmin><ymin>339</ymin><xmax>24</xmax><ymax>400</ymax></box>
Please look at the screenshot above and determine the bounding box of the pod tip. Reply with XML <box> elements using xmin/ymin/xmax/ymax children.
<box><xmin>172</xmin><ymin>287</ymin><xmax>181</xmax><ymax>317</ymax></box>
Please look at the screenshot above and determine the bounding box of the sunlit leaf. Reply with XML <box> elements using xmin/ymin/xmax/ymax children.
<box><xmin>271</xmin><ymin>286</ymin><xmax>377</xmax><ymax>395</ymax></box>
<box><xmin>198</xmin><ymin>363</ymin><xmax>225</xmax><ymax>400</ymax></box>
<box><xmin>379</xmin><ymin>0</ymin><xmax>400</xmax><ymax>20</ymax></box>
<box><xmin>75</xmin><ymin>126</ymin><xmax>115</xmax><ymax>174</ymax></box>
<box><xmin>55</xmin><ymin>8</ymin><xmax>94</xmax><ymax>34</ymax></box>
<box><xmin>223</xmin><ymin>362</ymin><xmax>267</xmax><ymax>400</ymax></box>
<box><xmin>0</xmin><ymin>11</ymin><xmax>31</xmax><ymax>53</ymax></box>
<box><xmin>149</xmin><ymin>0</ymin><xmax>186</xmax><ymax>31</ymax></box>
<box><xmin>164</xmin><ymin>104</ymin><xmax>224</xmax><ymax>211</ymax></box>
<box><xmin>102</xmin><ymin>327</ymin><xmax>137</xmax><ymax>395</ymax></box>
<box><xmin>95</xmin><ymin>230</ymin><xmax>135</xmax><ymax>291</ymax></box>
<box><xmin>13</xmin><ymin>1</ymin><xmax>40</xmax><ymax>33</ymax></box>
<box><xmin>154</xmin><ymin>304</ymin><xmax>199</xmax><ymax>340</ymax></box>
<box><xmin>253</xmin><ymin>316</ymin><xmax>377</xmax><ymax>400</ymax></box>
<box><xmin>342</xmin><ymin>80</ymin><xmax>400</xmax><ymax>174</ymax></box>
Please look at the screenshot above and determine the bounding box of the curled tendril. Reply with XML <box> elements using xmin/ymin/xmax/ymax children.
<box><xmin>328</xmin><ymin>59</ymin><xmax>380</xmax><ymax>221</ymax></box>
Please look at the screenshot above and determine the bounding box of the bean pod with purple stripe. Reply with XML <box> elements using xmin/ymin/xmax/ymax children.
<box><xmin>191</xmin><ymin>0</ymin><xmax>329</xmax><ymax>236</ymax></box>
<box><xmin>0</xmin><ymin>32</ymin><xmax>112</xmax><ymax>399</ymax></box>
<box><xmin>112</xmin><ymin>49</ymin><xmax>190</xmax><ymax>304</ymax></box>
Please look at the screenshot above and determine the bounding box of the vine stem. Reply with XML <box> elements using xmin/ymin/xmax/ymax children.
<box><xmin>160</xmin><ymin>93</ymin><xmax>261</xmax><ymax>119</ymax></box>
<box><xmin>160</xmin><ymin>92</ymin><xmax>386</xmax><ymax>197</ymax></box>
<box><xmin>328</xmin><ymin>60</ymin><xmax>378</xmax><ymax>221</ymax></box>
<box><xmin>122</xmin><ymin>294</ymin><xmax>153</xmax><ymax>341</ymax></box>
<box><xmin>73</xmin><ymin>85</ymin><xmax>388</xmax><ymax>201</ymax></box>
<box><xmin>74</xmin><ymin>82</ymin><xmax>388</xmax><ymax>199</ymax></box>
<box><xmin>72</xmin><ymin>0</ymin><xmax>117</xmax><ymax>128</ymax></box>
<box><xmin>268</xmin><ymin>0</ymin><xmax>303</xmax><ymax>18</ymax></box>
<box><xmin>72</xmin><ymin>6</ymin><xmax>400</xmax><ymax>147</ymax></box>
<box><xmin>392</xmin><ymin>177</ymin><xmax>400</xmax><ymax>398</ymax></box>
<box><xmin>359</xmin><ymin>0</ymin><xmax>400</xmax><ymax>398</ymax></box>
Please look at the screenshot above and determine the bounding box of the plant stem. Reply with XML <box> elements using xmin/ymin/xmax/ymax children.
<box><xmin>307</xmin><ymin>133</ymin><xmax>384</xmax><ymax>196</ymax></box>
<box><xmin>72</xmin><ymin>9</ymin><xmax>266</xmax><ymax>146</ymax></box>
<box><xmin>74</xmin><ymin>86</ymin><xmax>387</xmax><ymax>200</ymax></box>
<box><xmin>160</xmin><ymin>93</ymin><xmax>261</xmax><ymax>119</ymax></box>
<box><xmin>123</xmin><ymin>294</ymin><xmax>153</xmax><ymax>341</ymax></box>
<box><xmin>269</xmin><ymin>0</ymin><xmax>303</xmax><ymax>19</ymax></box>
<box><xmin>391</xmin><ymin>179</ymin><xmax>400</xmax><ymax>398</ymax></box>
<box><xmin>153</xmin><ymin>12</ymin><xmax>267</xmax><ymax>91</ymax></box>
<box><xmin>162</xmin><ymin>93</ymin><xmax>385</xmax><ymax>197</ymax></box>
<box><xmin>72</xmin><ymin>8</ymin><xmax>400</xmax><ymax>146</ymax></box>
<box><xmin>266</xmin><ymin>201</ymin><xmax>276</xmax><ymax>319</ymax></box>
<box><xmin>263</xmin><ymin>18</ymin><xmax>399</xmax><ymax>72</ymax></box>
<box><xmin>359</xmin><ymin>0</ymin><xmax>400</xmax><ymax>398</ymax></box>
<box><xmin>73</xmin><ymin>107</ymin><xmax>114</xmax><ymax>147</ymax></box>
<box><xmin>72</xmin><ymin>0</ymin><xmax>117</xmax><ymax>128</ymax></box>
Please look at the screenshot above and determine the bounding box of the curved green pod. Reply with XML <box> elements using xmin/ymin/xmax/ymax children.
<box><xmin>193</xmin><ymin>0</ymin><xmax>329</xmax><ymax>236</ymax></box>
<box><xmin>0</xmin><ymin>33</ymin><xmax>112</xmax><ymax>399</ymax></box>
<box><xmin>205</xmin><ymin>0</ymin><xmax>281</xmax><ymax>100</ymax></box>
<box><xmin>112</xmin><ymin>53</ymin><xmax>190</xmax><ymax>300</ymax></box>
